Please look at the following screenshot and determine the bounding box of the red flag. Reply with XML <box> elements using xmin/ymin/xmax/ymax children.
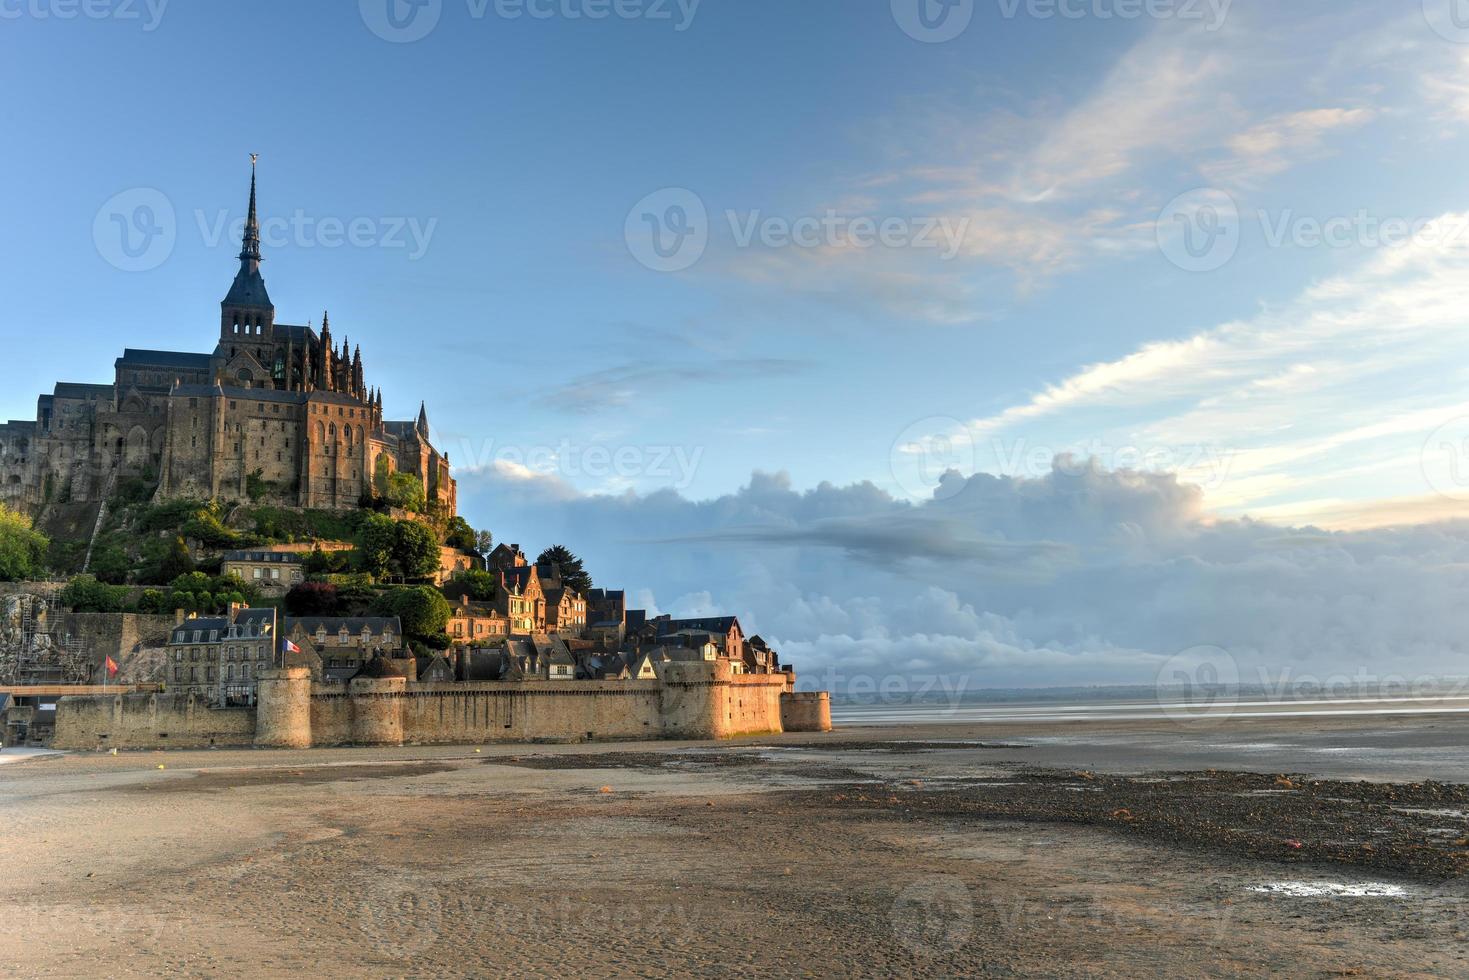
<box><xmin>105</xmin><ymin>655</ymin><xmax>119</xmax><ymax>677</ymax></box>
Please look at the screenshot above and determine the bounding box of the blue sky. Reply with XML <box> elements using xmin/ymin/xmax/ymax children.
<box><xmin>9</xmin><ymin>1</ymin><xmax>1469</xmax><ymax>687</ymax></box>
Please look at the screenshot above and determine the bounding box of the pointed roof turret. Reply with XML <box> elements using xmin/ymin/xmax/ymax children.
<box><xmin>417</xmin><ymin>401</ymin><xmax>429</xmax><ymax>437</ymax></box>
<box><xmin>321</xmin><ymin>311</ymin><xmax>331</xmax><ymax>340</ymax></box>
<box><xmin>222</xmin><ymin>154</ymin><xmax>273</xmax><ymax>311</ymax></box>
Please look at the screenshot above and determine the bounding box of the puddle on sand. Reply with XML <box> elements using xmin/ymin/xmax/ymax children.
<box><xmin>1249</xmin><ymin>881</ymin><xmax>1410</xmax><ymax>898</ymax></box>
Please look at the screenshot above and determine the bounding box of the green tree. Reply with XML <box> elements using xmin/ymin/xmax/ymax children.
<box><xmin>88</xmin><ymin>544</ymin><xmax>132</xmax><ymax>585</ymax></box>
<box><xmin>358</xmin><ymin>513</ymin><xmax>398</xmax><ymax>578</ymax></box>
<box><xmin>0</xmin><ymin>503</ymin><xmax>48</xmax><ymax>582</ymax></box>
<box><xmin>372</xmin><ymin>586</ymin><xmax>451</xmax><ymax>640</ymax></box>
<box><xmin>60</xmin><ymin>575</ymin><xmax>130</xmax><ymax>613</ymax></box>
<box><xmin>136</xmin><ymin>589</ymin><xmax>169</xmax><ymax>614</ymax></box>
<box><xmin>444</xmin><ymin>515</ymin><xmax>476</xmax><ymax>552</ymax></box>
<box><xmin>394</xmin><ymin>520</ymin><xmax>441</xmax><ymax>580</ymax></box>
<box><xmin>536</xmin><ymin>545</ymin><xmax>592</xmax><ymax>595</ymax></box>
<box><xmin>450</xmin><ymin>568</ymin><xmax>498</xmax><ymax>602</ymax></box>
<box><xmin>474</xmin><ymin>529</ymin><xmax>494</xmax><ymax>558</ymax></box>
<box><xmin>384</xmin><ymin>473</ymin><xmax>426</xmax><ymax>513</ymax></box>
<box><xmin>159</xmin><ymin>536</ymin><xmax>195</xmax><ymax>581</ymax></box>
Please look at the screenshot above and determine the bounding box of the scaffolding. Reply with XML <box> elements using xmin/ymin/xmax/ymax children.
<box><xmin>0</xmin><ymin>594</ymin><xmax>91</xmax><ymax>687</ymax></box>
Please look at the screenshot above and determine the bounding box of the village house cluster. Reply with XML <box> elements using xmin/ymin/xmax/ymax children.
<box><xmin>168</xmin><ymin>542</ymin><xmax>785</xmax><ymax>706</ymax></box>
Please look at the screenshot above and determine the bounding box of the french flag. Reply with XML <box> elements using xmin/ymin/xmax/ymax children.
<box><xmin>282</xmin><ymin>638</ymin><xmax>301</xmax><ymax>654</ymax></box>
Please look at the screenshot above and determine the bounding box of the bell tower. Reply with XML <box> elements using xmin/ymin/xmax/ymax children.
<box><xmin>220</xmin><ymin>155</ymin><xmax>275</xmax><ymax>347</ymax></box>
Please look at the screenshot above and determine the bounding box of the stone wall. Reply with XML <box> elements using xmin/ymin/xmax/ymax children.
<box><xmin>52</xmin><ymin>692</ymin><xmax>255</xmax><ymax>749</ymax></box>
<box><xmin>53</xmin><ymin>662</ymin><xmax>803</xmax><ymax>750</ymax></box>
<box><xmin>780</xmin><ymin>691</ymin><xmax>833</xmax><ymax>733</ymax></box>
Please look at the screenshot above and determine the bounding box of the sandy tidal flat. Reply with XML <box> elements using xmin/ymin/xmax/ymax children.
<box><xmin>1</xmin><ymin>724</ymin><xmax>1467</xmax><ymax>978</ymax></box>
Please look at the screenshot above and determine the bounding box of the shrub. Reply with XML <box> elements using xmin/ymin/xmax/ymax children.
<box><xmin>372</xmin><ymin>586</ymin><xmax>451</xmax><ymax>640</ymax></box>
<box><xmin>0</xmin><ymin>503</ymin><xmax>49</xmax><ymax>582</ymax></box>
<box><xmin>61</xmin><ymin>575</ymin><xmax>130</xmax><ymax>613</ymax></box>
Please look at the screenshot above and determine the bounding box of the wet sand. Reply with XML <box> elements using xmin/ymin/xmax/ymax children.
<box><xmin>1</xmin><ymin>716</ymin><xmax>1467</xmax><ymax>977</ymax></box>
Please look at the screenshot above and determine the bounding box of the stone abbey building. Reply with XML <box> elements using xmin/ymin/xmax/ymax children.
<box><xmin>0</xmin><ymin>164</ymin><xmax>456</xmax><ymax>514</ymax></box>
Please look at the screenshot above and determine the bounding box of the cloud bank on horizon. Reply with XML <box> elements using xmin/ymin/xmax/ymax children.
<box><xmin>457</xmin><ymin>456</ymin><xmax>1469</xmax><ymax>692</ymax></box>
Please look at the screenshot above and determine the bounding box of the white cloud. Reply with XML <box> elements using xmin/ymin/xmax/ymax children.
<box><xmin>456</xmin><ymin>459</ymin><xmax>1469</xmax><ymax>691</ymax></box>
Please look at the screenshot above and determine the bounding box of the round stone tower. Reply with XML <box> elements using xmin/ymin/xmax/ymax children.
<box><xmin>255</xmin><ymin>667</ymin><xmax>312</xmax><ymax>749</ymax></box>
<box><xmin>349</xmin><ymin>672</ymin><xmax>407</xmax><ymax>746</ymax></box>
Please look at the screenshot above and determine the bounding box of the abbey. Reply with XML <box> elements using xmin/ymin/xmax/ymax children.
<box><xmin>0</xmin><ymin>164</ymin><xmax>456</xmax><ymax>514</ymax></box>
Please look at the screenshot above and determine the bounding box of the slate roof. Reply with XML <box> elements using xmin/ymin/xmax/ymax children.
<box><xmin>223</xmin><ymin>263</ymin><xmax>273</xmax><ymax>309</ymax></box>
<box><xmin>288</xmin><ymin>617</ymin><xmax>401</xmax><ymax>636</ymax></box>
<box><xmin>223</xmin><ymin>550</ymin><xmax>302</xmax><ymax>565</ymax></box>
<box><xmin>52</xmin><ymin>383</ymin><xmax>113</xmax><ymax>400</ymax></box>
<box><xmin>502</xmin><ymin>566</ymin><xmax>538</xmax><ymax>594</ymax></box>
<box><xmin>382</xmin><ymin>421</ymin><xmax>420</xmax><ymax>440</ymax></box>
<box><xmin>169</xmin><ymin>608</ymin><xmax>276</xmax><ymax>644</ymax></box>
<box><xmin>116</xmin><ymin>349</ymin><xmax>214</xmax><ymax>370</ymax></box>
<box><xmin>655</xmin><ymin>616</ymin><xmax>740</xmax><ymax>637</ymax></box>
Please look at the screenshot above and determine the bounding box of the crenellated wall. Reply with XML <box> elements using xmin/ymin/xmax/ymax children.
<box><xmin>53</xmin><ymin>662</ymin><xmax>809</xmax><ymax>750</ymax></box>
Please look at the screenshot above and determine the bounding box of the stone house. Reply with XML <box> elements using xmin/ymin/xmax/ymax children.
<box><xmin>166</xmin><ymin>606</ymin><xmax>277</xmax><ymax>706</ymax></box>
<box><xmin>653</xmin><ymin>616</ymin><xmax>744</xmax><ymax>660</ymax></box>
<box><xmin>543</xmin><ymin>585</ymin><xmax>587</xmax><ymax>637</ymax></box>
<box><xmin>220</xmin><ymin>550</ymin><xmax>304</xmax><ymax>595</ymax></box>
<box><xmin>496</xmin><ymin>565</ymin><xmax>545</xmax><ymax>635</ymax></box>
<box><xmin>446</xmin><ymin>596</ymin><xmax>511</xmax><ymax>645</ymax></box>
<box><xmin>285</xmin><ymin>617</ymin><xmax>401</xmax><ymax>658</ymax></box>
